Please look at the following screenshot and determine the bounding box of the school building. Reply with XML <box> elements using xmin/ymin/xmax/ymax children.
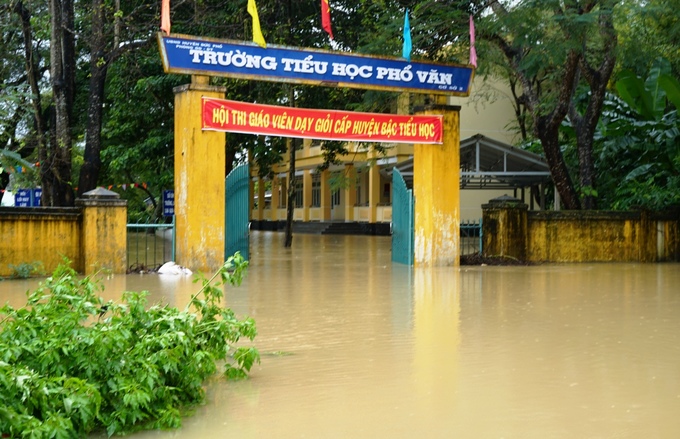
<box><xmin>249</xmin><ymin>76</ymin><xmax>552</xmax><ymax>232</ymax></box>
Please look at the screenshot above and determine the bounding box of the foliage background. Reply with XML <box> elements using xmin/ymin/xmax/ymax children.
<box><xmin>1</xmin><ymin>0</ymin><xmax>679</xmax><ymax>213</ymax></box>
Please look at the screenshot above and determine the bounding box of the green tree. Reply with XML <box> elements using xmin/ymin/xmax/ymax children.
<box><xmin>595</xmin><ymin>59</ymin><xmax>680</xmax><ymax>209</ymax></box>
<box><xmin>616</xmin><ymin>0</ymin><xmax>680</xmax><ymax>78</ymax></box>
<box><xmin>1</xmin><ymin>2</ymin><xmax>50</xmax><ymax>194</ymax></box>
<box><xmin>482</xmin><ymin>0</ymin><xmax>618</xmax><ymax>209</ymax></box>
<box><xmin>2</xmin><ymin>0</ymin><xmax>160</xmax><ymax>205</ymax></box>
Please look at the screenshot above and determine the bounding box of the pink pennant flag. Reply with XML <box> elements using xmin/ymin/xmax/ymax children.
<box><xmin>469</xmin><ymin>15</ymin><xmax>477</xmax><ymax>68</ymax></box>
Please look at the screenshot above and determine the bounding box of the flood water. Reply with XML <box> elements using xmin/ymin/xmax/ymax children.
<box><xmin>2</xmin><ymin>232</ymin><xmax>680</xmax><ymax>438</ymax></box>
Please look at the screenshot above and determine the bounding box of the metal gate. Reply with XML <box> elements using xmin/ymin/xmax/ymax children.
<box><xmin>225</xmin><ymin>164</ymin><xmax>250</xmax><ymax>261</ymax></box>
<box><xmin>391</xmin><ymin>168</ymin><xmax>414</xmax><ymax>265</ymax></box>
<box><xmin>460</xmin><ymin>218</ymin><xmax>483</xmax><ymax>255</ymax></box>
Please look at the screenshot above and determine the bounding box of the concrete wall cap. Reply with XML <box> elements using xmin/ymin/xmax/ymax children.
<box><xmin>81</xmin><ymin>187</ymin><xmax>120</xmax><ymax>199</ymax></box>
<box><xmin>489</xmin><ymin>194</ymin><xmax>522</xmax><ymax>203</ymax></box>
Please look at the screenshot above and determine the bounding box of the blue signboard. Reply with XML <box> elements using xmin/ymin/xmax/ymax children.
<box><xmin>14</xmin><ymin>189</ymin><xmax>31</xmax><ymax>207</ymax></box>
<box><xmin>32</xmin><ymin>188</ymin><xmax>42</xmax><ymax>206</ymax></box>
<box><xmin>162</xmin><ymin>189</ymin><xmax>175</xmax><ymax>217</ymax></box>
<box><xmin>158</xmin><ymin>34</ymin><xmax>474</xmax><ymax>96</ymax></box>
<box><xmin>14</xmin><ymin>188</ymin><xmax>42</xmax><ymax>206</ymax></box>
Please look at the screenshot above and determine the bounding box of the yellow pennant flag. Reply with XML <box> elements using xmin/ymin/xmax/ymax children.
<box><xmin>247</xmin><ymin>0</ymin><xmax>266</xmax><ymax>48</ymax></box>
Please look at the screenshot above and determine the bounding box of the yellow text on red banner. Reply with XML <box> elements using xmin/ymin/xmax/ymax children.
<box><xmin>202</xmin><ymin>97</ymin><xmax>442</xmax><ymax>144</ymax></box>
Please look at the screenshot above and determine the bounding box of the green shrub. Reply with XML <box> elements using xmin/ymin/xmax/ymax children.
<box><xmin>6</xmin><ymin>261</ymin><xmax>45</xmax><ymax>279</ymax></box>
<box><xmin>0</xmin><ymin>253</ymin><xmax>258</xmax><ymax>437</ymax></box>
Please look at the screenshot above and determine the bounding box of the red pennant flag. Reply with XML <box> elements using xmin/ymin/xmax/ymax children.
<box><xmin>321</xmin><ymin>0</ymin><xmax>333</xmax><ymax>40</ymax></box>
<box><xmin>161</xmin><ymin>0</ymin><xmax>171</xmax><ymax>34</ymax></box>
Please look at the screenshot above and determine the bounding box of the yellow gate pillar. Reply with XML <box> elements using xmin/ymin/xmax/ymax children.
<box><xmin>174</xmin><ymin>76</ymin><xmax>226</xmax><ymax>273</ymax></box>
<box><xmin>77</xmin><ymin>187</ymin><xmax>128</xmax><ymax>275</ymax></box>
<box><xmin>414</xmin><ymin>105</ymin><xmax>461</xmax><ymax>266</ymax></box>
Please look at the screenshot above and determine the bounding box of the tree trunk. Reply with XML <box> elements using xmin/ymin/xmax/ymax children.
<box><xmin>78</xmin><ymin>0</ymin><xmax>107</xmax><ymax>196</ymax></box>
<box><xmin>284</xmin><ymin>138</ymin><xmax>295</xmax><ymax>248</ymax></box>
<box><xmin>45</xmin><ymin>0</ymin><xmax>75</xmax><ymax>206</ymax></box>
<box><xmin>536</xmin><ymin>118</ymin><xmax>581</xmax><ymax>209</ymax></box>
<box><xmin>570</xmin><ymin>2</ymin><xmax>618</xmax><ymax>210</ymax></box>
<box><xmin>15</xmin><ymin>1</ymin><xmax>47</xmax><ymax>166</ymax></box>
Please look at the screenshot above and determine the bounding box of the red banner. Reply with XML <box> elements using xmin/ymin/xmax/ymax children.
<box><xmin>202</xmin><ymin>97</ymin><xmax>442</xmax><ymax>144</ymax></box>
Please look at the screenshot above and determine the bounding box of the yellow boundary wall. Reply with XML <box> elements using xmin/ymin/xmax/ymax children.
<box><xmin>482</xmin><ymin>199</ymin><xmax>680</xmax><ymax>263</ymax></box>
<box><xmin>0</xmin><ymin>191</ymin><xmax>127</xmax><ymax>277</ymax></box>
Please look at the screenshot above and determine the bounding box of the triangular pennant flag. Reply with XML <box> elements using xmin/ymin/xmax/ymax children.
<box><xmin>248</xmin><ymin>0</ymin><xmax>266</xmax><ymax>48</ymax></box>
<box><xmin>161</xmin><ymin>0</ymin><xmax>171</xmax><ymax>34</ymax></box>
<box><xmin>402</xmin><ymin>9</ymin><xmax>412</xmax><ymax>62</ymax></box>
<box><xmin>469</xmin><ymin>15</ymin><xmax>477</xmax><ymax>68</ymax></box>
<box><xmin>321</xmin><ymin>0</ymin><xmax>333</xmax><ymax>40</ymax></box>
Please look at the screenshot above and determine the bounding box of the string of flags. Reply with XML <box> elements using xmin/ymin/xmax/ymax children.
<box><xmin>159</xmin><ymin>0</ymin><xmax>478</xmax><ymax>68</ymax></box>
<box><xmin>108</xmin><ymin>183</ymin><xmax>149</xmax><ymax>191</ymax></box>
<box><xmin>0</xmin><ymin>163</ymin><xmax>40</xmax><ymax>176</ymax></box>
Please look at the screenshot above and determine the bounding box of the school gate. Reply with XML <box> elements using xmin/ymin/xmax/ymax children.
<box><xmin>163</xmin><ymin>35</ymin><xmax>473</xmax><ymax>272</ymax></box>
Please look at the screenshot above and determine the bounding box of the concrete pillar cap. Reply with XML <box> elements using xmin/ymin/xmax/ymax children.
<box><xmin>489</xmin><ymin>194</ymin><xmax>522</xmax><ymax>203</ymax></box>
<box><xmin>81</xmin><ymin>187</ymin><xmax>120</xmax><ymax>199</ymax></box>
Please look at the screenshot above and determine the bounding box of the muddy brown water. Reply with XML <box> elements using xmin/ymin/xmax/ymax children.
<box><xmin>2</xmin><ymin>232</ymin><xmax>680</xmax><ymax>438</ymax></box>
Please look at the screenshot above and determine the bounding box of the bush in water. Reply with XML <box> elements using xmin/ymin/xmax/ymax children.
<box><xmin>0</xmin><ymin>253</ymin><xmax>259</xmax><ymax>437</ymax></box>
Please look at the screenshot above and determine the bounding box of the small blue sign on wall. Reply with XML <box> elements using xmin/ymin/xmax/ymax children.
<box><xmin>163</xmin><ymin>189</ymin><xmax>175</xmax><ymax>217</ymax></box>
<box><xmin>15</xmin><ymin>189</ymin><xmax>31</xmax><ymax>207</ymax></box>
<box><xmin>32</xmin><ymin>188</ymin><xmax>42</xmax><ymax>206</ymax></box>
<box><xmin>158</xmin><ymin>34</ymin><xmax>474</xmax><ymax>96</ymax></box>
<box><xmin>14</xmin><ymin>188</ymin><xmax>43</xmax><ymax>206</ymax></box>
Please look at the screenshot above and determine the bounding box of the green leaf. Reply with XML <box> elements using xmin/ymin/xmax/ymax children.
<box><xmin>0</xmin><ymin>260</ymin><xmax>257</xmax><ymax>436</ymax></box>
<box><xmin>659</xmin><ymin>74</ymin><xmax>680</xmax><ymax>112</ymax></box>
<box><xmin>645</xmin><ymin>59</ymin><xmax>669</xmax><ymax>118</ymax></box>
<box><xmin>616</xmin><ymin>70</ymin><xmax>654</xmax><ymax>119</ymax></box>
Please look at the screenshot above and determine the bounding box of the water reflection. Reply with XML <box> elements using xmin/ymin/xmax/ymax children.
<box><xmin>1</xmin><ymin>233</ymin><xmax>679</xmax><ymax>438</ymax></box>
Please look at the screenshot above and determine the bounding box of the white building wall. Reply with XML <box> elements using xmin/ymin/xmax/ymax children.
<box><xmin>449</xmin><ymin>76</ymin><xmax>519</xmax><ymax>145</ymax></box>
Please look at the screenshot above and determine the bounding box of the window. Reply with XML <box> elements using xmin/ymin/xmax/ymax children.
<box><xmin>356</xmin><ymin>172</ymin><xmax>362</xmax><ymax>206</ymax></box>
<box><xmin>311</xmin><ymin>174</ymin><xmax>321</xmax><ymax>207</ymax></box>
<box><xmin>294</xmin><ymin>177</ymin><xmax>303</xmax><ymax>208</ymax></box>
<box><xmin>277</xmin><ymin>181</ymin><xmax>286</xmax><ymax>208</ymax></box>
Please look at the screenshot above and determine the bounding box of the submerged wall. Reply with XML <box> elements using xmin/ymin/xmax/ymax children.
<box><xmin>0</xmin><ymin>189</ymin><xmax>127</xmax><ymax>276</ymax></box>
<box><xmin>482</xmin><ymin>197</ymin><xmax>680</xmax><ymax>263</ymax></box>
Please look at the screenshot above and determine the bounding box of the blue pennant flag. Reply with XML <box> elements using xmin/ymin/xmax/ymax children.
<box><xmin>402</xmin><ymin>9</ymin><xmax>412</xmax><ymax>62</ymax></box>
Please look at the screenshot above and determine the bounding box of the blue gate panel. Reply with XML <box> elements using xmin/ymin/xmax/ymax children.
<box><xmin>225</xmin><ymin>164</ymin><xmax>250</xmax><ymax>261</ymax></box>
<box><xmin>391</xmin><ymin>169</ymin><xmax>414</xmax><ymax>265</ymax></box>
